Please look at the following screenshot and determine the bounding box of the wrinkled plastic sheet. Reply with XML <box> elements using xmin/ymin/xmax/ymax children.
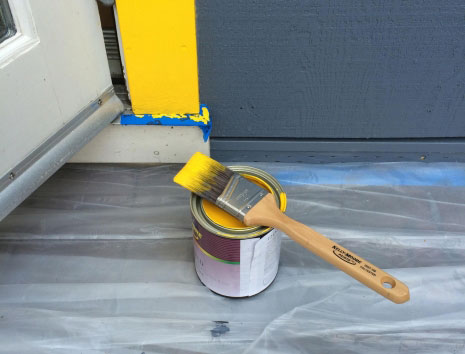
<box><xmin>0</xmin><ymin>162</ymin><xmax>464</xmax><ymax>354</ymax></box>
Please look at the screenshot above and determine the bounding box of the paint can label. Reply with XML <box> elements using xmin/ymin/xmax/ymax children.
<box><xmin>193</xmin><ymin>219</ymin><xmax>281</xmax><ymax>297</ymax></box>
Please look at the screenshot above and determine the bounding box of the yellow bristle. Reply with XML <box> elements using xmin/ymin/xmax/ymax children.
<box><xmin>174</xmin><ymin>152</ymin><xmax>227</xmax><ymax>194</ymax></box>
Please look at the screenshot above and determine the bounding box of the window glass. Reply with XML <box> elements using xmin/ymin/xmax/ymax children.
<box><xmin>0</xmin><ymin>0</ymin><xmax>16</xmax><ymax>44</ymax></box>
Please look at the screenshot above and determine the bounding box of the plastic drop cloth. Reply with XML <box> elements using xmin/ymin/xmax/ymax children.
<box><xmin>0</xmin><ymin>162</ymin><xmax>464</xmax><ymax>354</ymax></box>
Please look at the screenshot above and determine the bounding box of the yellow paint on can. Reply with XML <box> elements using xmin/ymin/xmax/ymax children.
<box><xmin>115</xmin><ymin>0</ymin><xmax>199</xmax><ymax>114</ymax></box>
<box><xmin>202</xmin><ymin>174</ymin><xmax>286</xmax><ymax>230</ymax></box>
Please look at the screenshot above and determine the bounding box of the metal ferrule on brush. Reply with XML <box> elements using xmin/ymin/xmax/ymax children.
<box><xmin>216</xmin><ymin>174</ymin><xmax>268</xmax><ymax>221</ymax></box>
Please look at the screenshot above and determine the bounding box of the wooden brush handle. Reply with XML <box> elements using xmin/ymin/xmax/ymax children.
<box><xmin>244</xmin><ymin>194</ymin><xmax>410</xmax><ymax>304</ymax></box>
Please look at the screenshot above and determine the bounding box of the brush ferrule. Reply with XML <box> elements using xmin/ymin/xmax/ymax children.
<box><xmin>216</xmin><ymin>174</ymin><xmax>268</xmax><ymax>221</ymax></box>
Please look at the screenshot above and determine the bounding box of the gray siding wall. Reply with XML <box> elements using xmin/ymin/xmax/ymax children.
<box><xmin>196</xmin><ymin>0</ymin><xmax>465</xmax><ymax>139</ymax></box>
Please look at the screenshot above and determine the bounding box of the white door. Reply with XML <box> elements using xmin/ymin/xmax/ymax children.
<box><xmin>0</xmin><ymin>0</ymin><xmax>123</xmax><ymax>220</ymax></box>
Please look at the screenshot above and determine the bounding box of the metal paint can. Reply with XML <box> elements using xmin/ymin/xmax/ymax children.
<box><xmin>190</xmin><ymin>166</ymin><xmax>287</xmax><ymax>297</ymax></box>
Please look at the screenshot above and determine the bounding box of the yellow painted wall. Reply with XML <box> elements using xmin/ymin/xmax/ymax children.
<box><xmin>115</xmin><ymin>0</ymin><xmax>199</xmax><ymax>114</ymax></box>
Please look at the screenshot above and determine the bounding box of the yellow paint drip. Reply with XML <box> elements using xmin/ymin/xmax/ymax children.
<box><xmin>202</xmin><ymin>174</ymin><xmax>278</xmax><ymax>230</ymax></box>
<box><xmin>133</xmin><ymin>106</ymin><xmax>210</xmax><ymax>124</ymax></box>
<box><xmin>192</xmin><ymin>106</ymin><xmax>210</xmax><ymax>124</ymax></box>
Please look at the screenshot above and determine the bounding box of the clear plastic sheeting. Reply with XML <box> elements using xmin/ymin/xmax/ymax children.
<box><xmin>0</xmin><ymin>162</ymin><xmax>464</xmax><ymax>354</ymax></box>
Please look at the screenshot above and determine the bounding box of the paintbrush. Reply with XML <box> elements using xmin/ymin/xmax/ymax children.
<box><xmin>174</xmin><ymin>152</ymin><xmax>410</xmax><ymax>303</ymax></box>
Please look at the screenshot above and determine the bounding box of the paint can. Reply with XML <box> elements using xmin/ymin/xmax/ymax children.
<box><xmin>190</xmin><ymin>166</ymin><xmax>287</xmax><ymax>297</ymax></box>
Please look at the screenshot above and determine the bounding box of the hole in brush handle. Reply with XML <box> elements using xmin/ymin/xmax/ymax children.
<box><xmin>381</xmin><ymin>276</ymin><xmax>396</xmax><ymax>289</ymax></box>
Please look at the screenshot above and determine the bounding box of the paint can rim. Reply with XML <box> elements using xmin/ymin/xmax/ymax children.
<box><xmin>190</xmin><ymin>165</ymin><xmax>286</xmax><ymax>240</ymax></box>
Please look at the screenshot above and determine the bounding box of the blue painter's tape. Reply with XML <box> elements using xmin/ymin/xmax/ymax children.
<box><xmin>120</xmin><ymin>104</ymin><xmax>212</xmax><ymax>142</ymax></box>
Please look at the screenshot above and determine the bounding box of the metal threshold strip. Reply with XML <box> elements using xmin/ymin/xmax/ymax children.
<box><xmin>0</xmin><ymin>87</ymin><xmax>124</xmax><ymax>221</ymax></box>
